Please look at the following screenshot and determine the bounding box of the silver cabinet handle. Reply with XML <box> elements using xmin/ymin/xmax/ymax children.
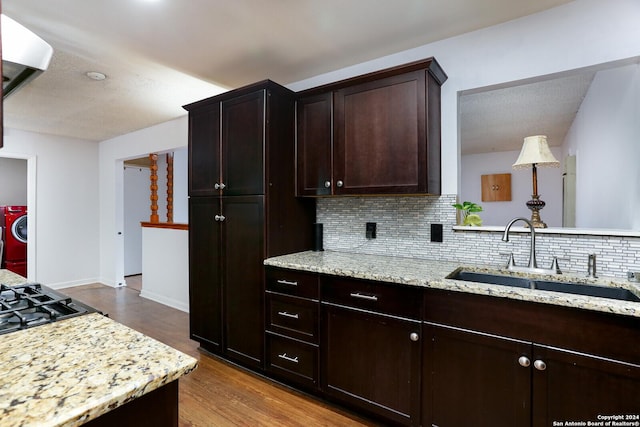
<box><xmin>276</xmin><ymin>279</ymin><xmax>298</xmax><ymax>287</ymax></box>
<box><xmin>214</xmin><ymin>215</ymin><xmax>226</xmax><ymax>222</ymax></box>
<box><xmin>410</xmin><ymin>332</ymin><xmax>419</xmax><ymax>342</ymax></box>
<box><xmin>278</xmin><ymin>353</ymin><xmax>299</xmax><ymax>364</ymax></box>
<box><xmin>324</xmin><ymin>180</ymin><xmax>331</xmax><ymax>188</ymax></box>
<box><xmin>349</xmin><ymin>292</ymin><xmax>378</xmax><ymax>301</ymax></box>
<box><xmin>518</xmin><ymin>356</ymin><xmax>531</xmax><ymax>367</ymax></box>
<box><xmin>336</xmin><ymin>180</ymin><xmax>344</xmax><ymax>187</ymax></box>
<box><xmin>533</xmin><ymin>359</ymin><xmax>547</xmax><ymax>371</ymax></box>
<box><xmin>277</xmin><ymin>311</ymin><xmax>299</xmax><ymax>319</ymax></box>
<box><xmin>214</xmin><ymin>182</ymin><xmax>226</xmax><ymax>190</ymax></box>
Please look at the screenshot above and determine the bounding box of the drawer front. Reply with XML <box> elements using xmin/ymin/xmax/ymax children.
<box><xmin>266</xmin><ymin>333</ymin><xmax>318</xmax><ymax>388</ymax></box>
<box><xmin>266</xmin><ymin>294</ymin><xmax>319</xmax><ymax>343</ymax></box>
<box><xmin>321</xmin><ymin>276</ymin><xmax>422</xmax><ymax>319</ymax></box>
<box><xmin>265</xmin><ymin>267</ymin><xmax>319</xmax><ymax>299</ymax></box>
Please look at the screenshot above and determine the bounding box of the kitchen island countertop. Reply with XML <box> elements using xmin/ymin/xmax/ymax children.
<box><xmin>0</xmin><ymin>275</ymin><xmax>197</xmax><ymax>427</ymax></box>
<box><xmin>264</xmin><ymin>250</ymin><xmax>640</xmax><ymax>318</ymax></box>
<box><xmin>0</xmin><ymin>269</ymin><xmax>32</xmax><ymax>285</ymax></box>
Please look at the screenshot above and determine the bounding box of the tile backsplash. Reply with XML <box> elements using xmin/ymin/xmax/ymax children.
<box><xmin>316</xmin><ymin>195</ymin><xmax>640</xmax><ymax>279</ymax></box>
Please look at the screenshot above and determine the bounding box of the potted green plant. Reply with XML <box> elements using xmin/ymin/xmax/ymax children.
<box><xmin>452</xmin><ymin>201</ymin><xmax>483</xmax><ymax>226</ymax></box>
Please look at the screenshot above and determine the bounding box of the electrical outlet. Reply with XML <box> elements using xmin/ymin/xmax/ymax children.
<box><xmin>366</xmin><ymin>222</ymin><xmax>377</xmax><ymax>239</ymax></box>
<box><xmin>431</xmin><ymin>223</ymin><xmax>443</xmax><ymax>242</ymax></box>
<box><xmin>628</xmin><ymin>271</ymin><xmax>640</xmax><ymax>282</ymax></box>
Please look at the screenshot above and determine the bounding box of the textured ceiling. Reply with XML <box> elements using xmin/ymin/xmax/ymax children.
<box><xmin>3</xmin><ymin>0</ymin><xmax>574</xmax><ymax>142</ymax></box>
<box><xmin>459</xmin><ymin>73</ymin><xmax>595</xmax><ymax>155</ymax></box>
<box><xmin>459</xmin><ymin>56</ymin><xmax>640</xmax><ymax>155</ymax></box>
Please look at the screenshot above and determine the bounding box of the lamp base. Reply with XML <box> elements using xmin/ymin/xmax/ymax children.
<box><xmin>525</xmin><ymin>195</ymin><xmax>547</xmax><ymax>228</ymax></box>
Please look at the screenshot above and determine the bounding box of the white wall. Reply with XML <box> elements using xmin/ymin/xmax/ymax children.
<box><xmin>1</xmin><ymin>128</ymin><xmax>99</xmax><ymax>286</ymax></box>
<box><xmin>140</xmin><ymin>227</ymin><xmax>189</xmax><ymax>312</ymax></box>
<box><xmin>460</xmin><ymin>148</ymin><xmax>563</xmax><ymax>227</ymax></box>
<box><xmin>5</xmin><ymin>0</ymin><xmax>640</xmax><ymax>290</ymax></box>
<box><xmin>287</xmin><ymin>0</ymin><xmax>640</xmax><ymax>198</ymax></box>
<box><xmin>564</xmin><ymin>63</ymin><xmax>640</xmax><ymax>229</ymax></box>
<box><xmin>0</xmin><ymin>158</ymin><xmax>27</xmax><ymax>205</ymax></box>
<box><xmin>99</xmin><ymin>117</ymin><xmax>188</xmax><ymax>287</ymax></box>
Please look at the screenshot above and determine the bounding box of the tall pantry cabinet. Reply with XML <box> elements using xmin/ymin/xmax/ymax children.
<box><xmin>184</xmin><ymin>80</ymin><xmax>315</xmax><ymax>369</ymax></box>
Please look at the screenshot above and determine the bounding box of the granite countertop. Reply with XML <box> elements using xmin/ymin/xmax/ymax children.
<box><xmin>0</xmin><ymin>269</ymin><xmax>30</xmax><ymax>286</ymax></box>
<box><xmin>264</xmin><ymin>250</ymin><xmax>640</xmax><ymax>318</ymax></box>
<box><xmin>0</xmin><ymin>313</ymin><xmax>198</xmax><ymax>427</ymax></box>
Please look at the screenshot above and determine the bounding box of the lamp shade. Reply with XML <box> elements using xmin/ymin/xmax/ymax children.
<box><xmin>512</xmin><ymin>135</ymin><xmax>560</xmax><ymax>169</ymax></box>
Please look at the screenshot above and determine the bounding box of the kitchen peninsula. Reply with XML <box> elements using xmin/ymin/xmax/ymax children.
<box><xmin>265</xmin><ymin>250</ymin><xmax>640</xmax><ymax>316</ymax></box>
<box><xmin>264</xmin><ymin>250</ymin><xmax>640</xmax><ymax>426</ymax></box>
<box><xmin>0</xmin><ymin>270</ymin><xmax>197</xmax><ymax>427</ymax></box>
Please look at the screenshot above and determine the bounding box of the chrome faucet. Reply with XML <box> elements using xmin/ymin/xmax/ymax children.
<box><xmin>501</xmin><ymin>217</ymin><xmax>561</xmax><ymax>275</ymax></box>
<box><xmin>502</xmin><ymin>217</ymin><xmax>538</xmax><ymax>269</ymax></box>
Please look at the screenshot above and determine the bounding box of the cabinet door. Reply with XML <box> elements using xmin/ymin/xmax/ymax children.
<box><xmin>333</xmin><ymin>71</ymin><xmax>427</xmax><ymax>195</ymax></box>
<box><xmin>188</xmin><ymin>197</ymin><xmax>222</xmax><ymax>351</ymax></box>
<box><xmin>188</xmin><ymin>103</ymin><xmax>220</xmax><ymax>196</ymax></box>
<box><xmin>423</xmin><ymin>324</ymin><xmax>532</xmax><ymax>427</ymax></box>
<box><xmin>221</xmin><ymin>90</ymin><xmax>265</xmax><ymax>196</ymax></box>
<box><xmin>222</xmin><ymin>196</ymin><xmax>265</xmax><ymax>368</ymax></box>
<box><xmin>532</xmin><ymin>345</ymin><xmax>640</xmax><ymax>426</ymax></box>
<box><xmin>322</xmin><ymin>304</ymin><xmax>422</xmax><ymax>426</ymax></box>
<box><xmin>296</xmin><ymin>93</ymin><xmax>333</xmax><ymax>196</ymax></box>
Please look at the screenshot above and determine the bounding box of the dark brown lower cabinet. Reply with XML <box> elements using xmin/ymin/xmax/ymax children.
<box><xmin>533</xmin><ymin>345</ymin><xmax>640</xmax><ymax>426</ymax></box>
<box><xmin>260</xmin><ymin>273</ymin><xmax>640</xmax><ymax>426</ymax></box>
<box><xmin>266</xmin><ymin>332</ymin><xmax>319</xmax><ymax>389</ymax></box>
<box><xmin>222</xmin><ymin>196</ymin><xmax>265</xmax><ymax>368</ymax></box>
<box><xmin>189</xmin><ymin>197</ymin><xmax>222</xmax><ymax>351</ymax></box>
<box><xmin>264</xmin><ymin>268</ymin><xmax>320</xmax><ymax>390</ymax></box>
<box><xmin>84</xmin><ymin>381</ymin><xmax>178</xmax><ymax>426</ymax></box>
<box><xmin>423</xmin><ymin>323</ymin><xmax>640</xmax><ymax>427</ymax></box>
<box><xmin>189</xmin><ymin>196</ymin><xmax>265</xmax><ymax>369</ymax></box>
<box><xmin>423</xmin><ymin>323</ymin><xmax>531</xmax><ymax>427</ymax></box>
<box><xmin>322</xmin><ymin>303</ymin><xmax>422</xmax><ymax>426</ymax></box>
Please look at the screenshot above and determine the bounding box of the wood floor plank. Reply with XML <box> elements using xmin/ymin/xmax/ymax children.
<box><xmin>63</xmin><ymin>284</ymin><xmax>381</xmax><ymax>427</ymax></box>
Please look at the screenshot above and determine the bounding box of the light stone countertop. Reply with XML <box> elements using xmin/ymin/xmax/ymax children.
<box><xmin>0</xmin><ymin>269</ymin><xmax>30</xmax><ymax>286</ymax></box>
<box><xmin>264</xmin><ymin>250</ymin><xmax>640</xmax><ymax>318</ymax></box>
<box><xmin>0</xmin><ymin>313</ymin><xmax>198</xmax><ymax>427</ymax></box>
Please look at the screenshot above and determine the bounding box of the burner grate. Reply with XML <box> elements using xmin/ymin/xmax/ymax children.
<box><xmin>0</xmin><ymin>283</ymin><xmax>97</xmax><ymax>335</ymax></box>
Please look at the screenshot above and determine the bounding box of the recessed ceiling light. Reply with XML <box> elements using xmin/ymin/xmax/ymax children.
<box><xmin>86</xmin><ymin>71</ymin><xmax>107</xmax><ymax>81</ymax></box>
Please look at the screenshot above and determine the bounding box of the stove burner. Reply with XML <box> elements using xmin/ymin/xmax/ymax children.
<box><xmin>0</xmin><ymin>283</ymin><xmax>98</xmax><ymax>335</ymax></box>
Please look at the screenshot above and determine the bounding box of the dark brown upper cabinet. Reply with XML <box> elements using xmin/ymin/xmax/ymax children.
<box><xmin>296</xmin><ymin>58</ymin><xmax>447</xmax><ymax>196</ymax></box>
<box><xmin>184</xmin><ymin>80</ymin><xmax>316</xmax><ymax>370</ymax></box>
<box><xmin>186</xmin><ymin>89</ymin><xmax>266</xmax><ymax>197</ymax></box>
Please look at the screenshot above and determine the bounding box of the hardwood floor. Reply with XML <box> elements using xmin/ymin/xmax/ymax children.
<box><xmin>63</xmin><ymin>284</ymin><xmax>380</xmax><ymax>427</ymax></box>
<box><xmin>124</xmin><ymin>274</ymin><xmax>142</xmax><ymax>291</ymax></box>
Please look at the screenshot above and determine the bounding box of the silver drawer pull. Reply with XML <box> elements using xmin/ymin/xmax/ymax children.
<box><xmin>276</xmin><ymin>279</ymin><xmax>298</xmax><ymax>286</ymax></box>
<box><xmin>277</xmin><ymin>311</ymin><xmax>299</xmax><ymax>319</ymax></box>
<box><xmin>278</xmin><ymin>353</ymin><xmax>299</xmax><ymax>364</ymax></box>
<box><xmin>349</xmin><ymin>292</ymin><xmax>378</xmax><ymax>301</ymax></box>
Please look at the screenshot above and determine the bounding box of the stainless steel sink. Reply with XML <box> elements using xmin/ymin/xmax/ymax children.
<box><xmin>533</xmin><ymin>280</ymin><xmax>640</xmax><ymax>302</ymax></box>
<box><xmin>447</xmin><ymin>270</ymin><xmax>640</xmax><ymax>303</ymax></box>
<box><xmin>447</xmin><ymin>270</ymin><xmax>532</xmax><ymax>289</ymax></box>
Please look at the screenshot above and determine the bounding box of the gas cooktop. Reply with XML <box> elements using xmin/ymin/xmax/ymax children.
<box><xmin>0</xmin><ymin>283</ymin><xmax>99</xmax><ymax>335</ymax></box>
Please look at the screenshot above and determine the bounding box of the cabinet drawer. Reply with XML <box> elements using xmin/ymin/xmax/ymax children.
<box><xmin>265</xmin><ymin>267</ymin><xmax>318</xmax><ymax>299</ymax></box>
<box><xmin>266</xmin><ymin>333</ymin><xmax>318</xmax><ymax>389</ymax></box>
<box><xmin>321</xmin><ymin>276</ymin><xmax>422</xmax><ymax>319</ymax></box>
<box><xmin>266</xmin><ymin>294</ymin><xmax>319</xmax><ymax>343</ymax></box>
